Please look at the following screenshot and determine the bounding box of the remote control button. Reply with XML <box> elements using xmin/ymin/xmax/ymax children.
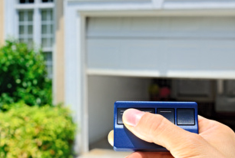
<box><xmin>117</xmin><ymin>108</ymin><xmax>155</xmax><ymax>125</ymax></box>
<box><xmin>157</xmin><ymin>108</ymin><xmax>175</xmax><ymax>124</ymax></box>
<box><xmin>177</xmin><ymin>109</ymin><xmax>195</xmax><ymax>125</ymax></box>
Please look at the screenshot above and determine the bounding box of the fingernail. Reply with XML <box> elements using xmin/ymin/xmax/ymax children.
<box><xmin>123</xmin><ymin>109</ymin><xmax>145</xmax><ymax>127</ymax></box>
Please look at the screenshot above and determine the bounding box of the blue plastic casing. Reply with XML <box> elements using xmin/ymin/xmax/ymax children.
<box><xmin>113</xmin><ymin>101</ymin><xmax>198</xmax><ymax>151</ymax></box>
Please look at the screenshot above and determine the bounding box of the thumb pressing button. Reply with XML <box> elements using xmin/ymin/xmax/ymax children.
<box><xmin>157</xmin><ymin>108</ymin><xmax>175</xmax><ymax>124</ymax></box>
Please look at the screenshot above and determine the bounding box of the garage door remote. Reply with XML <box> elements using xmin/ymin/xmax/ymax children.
<box><xmin>113</xmin><ymin>101</ymin><xmax>198</xmax><ymax>151</ymax></box>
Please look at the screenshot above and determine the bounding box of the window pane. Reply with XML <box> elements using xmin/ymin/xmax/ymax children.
<box><xmin>41</xmin><ymin>9</ymin><xmax>54</xmax><ymax>49</ymax></box>
<box><xmin>42</xmin><ymin>25</ymin><xmax>47</xmax><ymax>34</ymax></box>
<box><xmin>41</xmin><ymin>10</ymin><xmax>53</xmax><ymax>21</ymax></box>
<box><xmin>48</xmin><ymin>38</ymin><xmax>53</xmax><ymax>47</ymax></box>
<box><xmin>19</xmin><ymin>11</ymin><xmax>24</xmax><ymax>21</ymax></box>
<box><xmin>18</xmin><ymin>10</ymin><xmax>34</xmax><ymax>47</ymax></box>
<box><xmin>41</xmin><ymin>10</ymin><xmax>47</xmax><ymax>21</ymax></box>
<box><xmin>19</xmin><ymin>38</ymin><xmax>24</xmax><ymax>43</ymax></box>
<box><xmin>41</xmin><ymin>38</ymin><xmax>47</xmax><ymax>47</ymax></box>
<box><xmin>51</xmin><ymin>38</ymin><xmax>53</xmax><ymax>46</ymax></box>
<box><xmin>42</xmin><ymin>0</ymin><xmax>53</xmax><ymax>3</ymax></box>
<box><xmin>19</xmin><ymin>0</ymin><xmax>26</xmax><ymax>3</ymax></box>
<box><xmin>49</xmin><ymin>10</ymin><xmax>53</xmax><ymax>20</ymax></box>
<box><xmin>43</xmin><ymin>52</ymin><xmax>52</xmax><ymax>62</ymax></box>
<box><xmin>28</xmin><ymin>11</ymin><xmax>33</xmax><ymax>22</ymax></box>
<box><xmin>28</xmin><ymin>38</ymin><xmax>33</xmax><ymax>48</ymax></box>
<box><xmin>43</xmin><ymin>52</ymin><xmax>53</xmax><ymax>78</ymax></box>
<box><xmin>47</xmin><ymin>65</ymin><xmax>53</xmax><ymax>78</ymax></box>
<box><xmin>48</xmin><ymin>25</ymin><xmax>53</xmax><ymax>34</ymax></box>
<box><xmin>19</xmin><ymin>25</ymin><xmax>25</xmax><ymax>35</ymax></box>
<box><xmin>19</xmin><ymin>0</ymin><xmax>34</xmax><ymax>3</ymax></box>
<box><xmin>28</xmin><ymin>25</ymin><xmax>33</xmax><ymax>35</ymax></box>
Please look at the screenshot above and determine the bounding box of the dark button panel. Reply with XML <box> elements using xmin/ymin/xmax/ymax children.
<box><xmin>117</xmin><ymin>108</ymin><xmax>155</xmax><ymax>125</ymax></box>
<box><xmin>157</xmin><ymin>108</ymin><xmax>175</xmax><ymax>124</ymax></box>
<box><xmin>177</xmin><ymin>109</ymin><xmax>195</xmax><ymax>125</ymax></box>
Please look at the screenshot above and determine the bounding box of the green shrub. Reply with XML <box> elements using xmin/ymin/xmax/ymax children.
<box><xmin>0</xmin><ymin>40</ymin><xmax>52</xmax><ymax>110</ymax></box>
<box><xmin>0</xmin><ymin>102</ymin><xmax>76</xmax><ymax>158</ymax></box>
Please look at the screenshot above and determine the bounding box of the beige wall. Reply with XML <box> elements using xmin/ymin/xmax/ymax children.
<box><xmin>0</xmin><ymin>0</ymin><xmax>4</xmax><ymax>45</ymax></box>
<box><xmin>54</xmin><ymin>0</ymin><xmax>65</xmax><ymax>104</ymax></box>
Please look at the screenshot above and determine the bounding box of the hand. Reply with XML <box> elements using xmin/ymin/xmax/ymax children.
<box><xmin>108</xmin><ymin>109</ymin><xmax>235</xmax><ymax>158</ymax></box>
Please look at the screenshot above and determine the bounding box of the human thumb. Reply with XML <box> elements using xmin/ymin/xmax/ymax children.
<box><xmin>122</xmin><ymin>109</ymin><xmax>223</xmax><ymax>158</ymax></box>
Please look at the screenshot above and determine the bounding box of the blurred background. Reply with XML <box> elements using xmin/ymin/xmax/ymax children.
<box><xmin>1</xmin><ymin>0</ymin><xmax>235</xmax><ymax>157</ymax></box>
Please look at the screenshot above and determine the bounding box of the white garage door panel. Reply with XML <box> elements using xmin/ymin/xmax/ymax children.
<box><xmin>87</xmin><ymin>17</ymin><xmax>235</xmax><ymax>38</ymax></box>
<box><xmin>87</xmin><ymin>39</ymin><xmax>165</xmax><ymax>70</ymax></box>
<box><xmin>87</xmin><ymin>39</ymin><xmax>235</xmax><ymax>71</ymax></box>
<box><xmin>87</xmin><ymin>17</ymin><xmax>235</xmax><ymax>77</ymax></box>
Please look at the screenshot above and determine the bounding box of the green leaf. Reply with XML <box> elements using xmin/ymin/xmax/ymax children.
<box><xmin>0</xmin><ymin>39</ymin><xmax>52</xmax><ymax>108</ymax></box>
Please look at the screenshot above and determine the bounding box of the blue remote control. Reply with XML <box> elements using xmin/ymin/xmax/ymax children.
<box><xmin>113</xmin><ymin>101</ymin><xmax>198</xmax><ymax>151</ymax></box>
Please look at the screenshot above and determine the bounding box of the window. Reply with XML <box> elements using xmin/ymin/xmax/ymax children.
<box><xmin>43</xmin><ymin>52</ymin><xmax>53</xmax><ymax>78</ymax></box>
<box><xmin>19</xmin><ymin>0</ymin><xmax>34</xmax><ymax>3</ymax></box>
<box><xmin>17</xmin><ymin>1</ymin><xmax>54</xmax><ymax>78</ymax></box>
<box><xmin>41</xmin><ymin>9</ymin><xmax>53</xmax><ymax>49</ymax></box>
<box><xmin>41</xmin><ymin>9</ymin><xmax>53</xmax><ymax>78</ymax></box>
<box><xmin>42</xmin><ymin>0</ymin><xmax>53</xmax><ymax>2</ymax></box>
<box><xmin>18</xmin><ymin>10</ymin><xmax>34</xmax><ymax>47</ymax></box>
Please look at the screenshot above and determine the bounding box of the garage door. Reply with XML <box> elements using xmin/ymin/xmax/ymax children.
<box><xmin>86</xmin><ymin>17</ymin><xmax>235</xmax><ymax>78</ymax></box>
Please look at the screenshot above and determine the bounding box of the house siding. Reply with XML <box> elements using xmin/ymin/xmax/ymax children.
<box><xmin>54</xmin><ymin>0</ymin><xmax>65</xmax><ymax>104</ymax></box>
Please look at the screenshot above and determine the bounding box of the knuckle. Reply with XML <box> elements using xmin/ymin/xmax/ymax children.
<box><xmin>148</xmin><ymin>115</ymin><xmax>166</xmax><ymax>139</ymax></box>
<box><xmin>135</xmin><ymin>113</ymin><xmax>166</xmax><ymax>142</ymax></box>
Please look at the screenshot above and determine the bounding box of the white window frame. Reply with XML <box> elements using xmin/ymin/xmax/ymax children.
<box><xmin>41</xmin><ymin>9</ymin><xmax>54</xmax><ymax>51</ymax></box>
<box><xmin>4</xmin><ymin>0</ymin><xmax>55</xmax><ymax>78</ymax></box>
<box><xmin>18</xmin><ymin>10</ymin><xmax>34</xmax><ymax>45</ymax></box>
